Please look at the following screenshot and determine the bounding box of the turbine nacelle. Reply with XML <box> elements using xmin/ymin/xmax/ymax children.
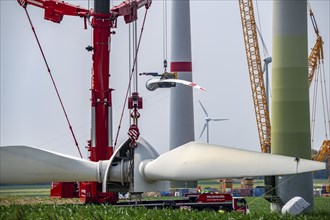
<box><xmin>146</xmin><ymin>78</ymin><xmax>205</xmax><ymax>92</ymax></box>
<box><xmin>141</xmin><ymin>72</ymin><xmax>206</xmax><ymax>92</ymax></box>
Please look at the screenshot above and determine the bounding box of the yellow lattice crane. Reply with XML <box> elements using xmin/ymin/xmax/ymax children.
<box><xmin>238</xmin><ymin>0</ymin><xmax>329</xmax><ymax>198</ymax></box>
<box><xmin>313</xmin><ymin>140</ymin><xmax>330</xmax><ymax>162</ymax></box>
<box><xmin>308</xmin><ymin>3</ymin><xmax>329</xmax><ymax>166</ymax></box>
<box><xmin>308</xmin><ymin>3</ymin><xmax>324</xmax><ymax>85</ymax></box>
<box><xmin>308</xmin><ymin>36</ymin><xmax>324</xmax><ymax>85</ymax></box>
<box><xmin>239</xmin><ymin>0</ymin><xmax>328</xmax><ymax>157</ymax></box>
<box><xmin>238</xmin><ymin>0</ymin><xmax>271</xmax><ymax>154</ymax></box>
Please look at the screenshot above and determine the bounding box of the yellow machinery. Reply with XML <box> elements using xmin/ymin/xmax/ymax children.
<box><xmin>307</xmin><ymin>4</ymin><xmax>329</xmax><ymax>171</ymax></box>
<box><xmin>307</xmin><ymin>4</ymin><xmax>324</xmax><ymax>85</ymax></box>
<box><xmin>239</xmin><ymin>0</ymin><xmax>329</xmax><ymax>194</ymax></box>
<box><xmin>238</xmin><ymin>0</ymin><xmax>271</xmax><ymax>154</ymax></box>
<box><xmin>308</xmin><ymin>36</ymin><xmax>323</xmax><ymax>85</ymax></box>
<box><xmin>313</xmin><ymin>140</ymin><xmax>330</xmax><ymax>162</ymax></box>
<box><xmin>218</xmin><ymin>1</ymin><xmax>327</xmax><ymax>193</ymax></box>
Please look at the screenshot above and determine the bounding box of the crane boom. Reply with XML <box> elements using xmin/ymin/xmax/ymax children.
<box><xmin>18</xmin><ymin>0</ymin><xmax>90</xmax><ymax>23</ymax></box>
<box><xmin>308</xmin><ymin>36</ymin><xmax>324</xmax><ymax>86</ymax></box>
<box><xmin>308</xmin><ymin>2</ymin><xmax>328</xmax><ymax>170</ymax></box>
<box><xmin>312</xmin><ymin>140</ymin><xmax>330</xmax><ymax>162</ymax></box>
<box><xmin>307</xmin><ymin>3</ymin><xmax>324</xmax><ymax>86</ymax></box>
<box><xmin>17</xmin><ymin>0</ymin><xmax>152</xmax><ymax>203</ymax></box>
<box><xmin>238</xmin><ymin>0</ymin><xmax>271</xmax><ymax>153</ymax></box>
<box><xmin>239</xmin><ymin>0</ymin><xmax>324</xmax><ymax>154</ymax></box>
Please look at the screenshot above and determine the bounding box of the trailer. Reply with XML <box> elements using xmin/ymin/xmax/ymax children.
<box><xmin>115</xmin><ymin>193</ymin><xmax>249</xmax><ymax>213</ymax></box>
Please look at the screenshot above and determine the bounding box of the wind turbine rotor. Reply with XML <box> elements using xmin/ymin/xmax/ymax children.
<box><xmin>198</xmin><ymin>100</ymin><xmax>208</xmax><ymax>117</ymax></box>
<box><xmin>198</xmin><ymin>100</ymin><xmax>229</xmax><ymax>143</ymax></box>
<box><xmin>139</xmin><ymin>142</ymin><xmax>325</xmax><ymax>182</ymax></box>
<box><xmin>0</xmin><ymin>146</ymin><xmax>109</xmax><ymax>184</ymax></box>
<box><xmin>211</xmin><ymin>118</ymin><xmax>229</xmax><ymax>122</ymax></box>
<box><xmin>199</xmin><ymin>122</ymin><xmax>208</xmax><ymax>139</ymax></box>
<box><xmin>0</xmin><ymin>142</ymin><xmax>325</xmax><ymax>187</ymax></box>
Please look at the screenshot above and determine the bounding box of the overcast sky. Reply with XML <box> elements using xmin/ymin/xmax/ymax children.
<box><xmin>1</xmin><ymin>0</ymin><xmax>329</xmax><ymax>158</ymax></box>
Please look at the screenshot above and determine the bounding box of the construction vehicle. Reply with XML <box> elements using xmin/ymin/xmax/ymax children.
<box><xmin>238</xmin><ymin>0</ymin><xmax>275</xmax><ymax>201</ymax></box>
<box><xmin>307</xmin><ymin>3</ymin><xmax>324</xmax><ymax>86</ymax></box>
<box><xmin>238</xmin><ymin>0</ymin><xmax>329</xmax><ymax>200</ymax></box>
<box><xmin>313</xmin><ymin>140</ymin><xmax>330</xmax><ymax>162</ymax></box>
<box><xmin>308</xmin><ymin>4</ymin><xmax>328</xmax><ymax>164</ymax></box>
<box><xmin>238</xmin><ymin>0</ymin><xmax>271</xmax><ymax>154</ymax></box>
<box><xmin>17</xmin><ymin>0</ymin><xmax>152</xmax><ymax>203</ymax></box>
<box><xmin>239</xmin><ymin>0</ymin><xmax>327</xmax><ymax>156</ymax></box>
<box><xmin>15</xmin><ymin>1</ymin><xmax>251</xmax><ymax>211</ymax></box>
<box><xmin>116</xmin><ymin>193</ymin><xmax>249</xmax><ymax>213</ymax></box>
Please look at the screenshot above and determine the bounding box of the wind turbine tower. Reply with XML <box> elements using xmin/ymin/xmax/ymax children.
<box><xmin>271</xmin><ymin>0</ymin><xmax>314</xmax><ymax>212</ymax></box>
<box><xmin>169</xmin><ymin>0</ymin><xmax>195</xmax><ymax>188</ymax></box>
<box><xmin>199</xmin><ymin>100</ymin><xmax>228</xmax><ymax>144</ymax></box>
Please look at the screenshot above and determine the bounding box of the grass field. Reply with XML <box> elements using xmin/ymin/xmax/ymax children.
<box><xmin>0</xmin><ymin>197</ymin><xmax>329</xmax><ymax>220</ymax></box>
<box><xmin>0</xmin><ymin>182</ymin><xmax>329</xmax><ymax>219</ymax></box>
<box><xmin>0</xmin><ymin>184</ymin><xmax>51</xmax><ymax>197</ymax></box>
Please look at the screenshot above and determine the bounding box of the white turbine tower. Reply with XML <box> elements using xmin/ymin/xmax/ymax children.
<box><xmin>198</xmin><ymin>100</ymin><xmax>228</xmax><ymax>144</ymax></box>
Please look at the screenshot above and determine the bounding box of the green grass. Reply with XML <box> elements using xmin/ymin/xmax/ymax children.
<box><xmin>0</xmin><ymin>184</ymin><xmax>51</xmax><ymax>197</ymax></box>
<box><xmin>0</xmin><ymin>197</ymin><xmax>329</xmax><ymax>220</ymax></box>
<box><xmin>313</xmin><ymin>179</ymin><xmax>330</xmax><ymax>188</ymax></box>
<box><xmin>0</xmin><ymin>184</ymin><xmax>51</xmax><ymax>190</ymax></box>
<box><xmin>0</xmin><ymin>183</ymin><xmax>329</xmax><ymax>219</ymax></box>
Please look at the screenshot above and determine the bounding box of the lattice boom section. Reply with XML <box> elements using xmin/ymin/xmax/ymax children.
<box><xmin>239</xmin><ymin>0</ymin><xmax>271</xmax><ymax>153</ymax></box>
<box><xmin>308</xmin><ymin>36</ymin><xmax>323</xmax><ymax>85</ymax></box>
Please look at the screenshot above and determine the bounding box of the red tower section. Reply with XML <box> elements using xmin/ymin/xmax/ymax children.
<box><xmin>82</xmin><ymin>11</ymin><xmax>115</xmax><ymax>203</ymax></box>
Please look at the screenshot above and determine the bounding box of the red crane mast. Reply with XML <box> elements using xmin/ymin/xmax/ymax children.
<box><xmin>18</xmin><ymin>0</ymin><xmax>151</xmax><ymax>203</ymax></box>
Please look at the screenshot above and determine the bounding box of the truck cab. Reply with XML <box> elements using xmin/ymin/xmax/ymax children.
<box><xmin>232</xmin><ymin>197</ymin><xmax>249</xmax><ymax>213</ymax></box>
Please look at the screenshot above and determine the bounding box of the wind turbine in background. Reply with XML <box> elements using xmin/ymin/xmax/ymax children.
<box><xmin>198</xmin><ymin>100</ymin><xmax>229</xmax><ymax>143</ymax></box>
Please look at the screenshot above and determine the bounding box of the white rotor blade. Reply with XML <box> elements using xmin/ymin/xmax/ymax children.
<box><xmin>211</xmin><ymin>118</ymin><xmax>229</xmax><ymax>122</ymax></box>
<box><xmin>0</xmin><ymin>146</ymin><xmax>108</xmax><ymax>184</ymax></box>
<box><xmin>163</xmin><ymin>79</ymin><xmax>206</xmax><ymax>91</ymax></box>
<box><xmin>198</xmin><ymin>100</ymin><xmax>208</xmax><ymax>117</ymax></box>
<box><xmin>146</xmin><ymin>78</ymin><xmax>206</xmax><ymax>91</ymax></box>
<box><xmin>140</xmin><ymin>142</ymin><xmax>325</xmax><ymax>181</ymax></box>
<box><xmin>199</xmin><ymin>123</ymin><xmax>207</xmax><ymax>139</ymax></box>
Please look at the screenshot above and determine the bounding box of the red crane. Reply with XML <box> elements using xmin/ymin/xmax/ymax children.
<box><xmin>17</xmin><ymin>0</ymin><xmax>151</xmax><ymax>203</ymax></box>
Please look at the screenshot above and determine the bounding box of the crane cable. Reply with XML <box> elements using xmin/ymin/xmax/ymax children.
<box><xmin>311</xmin><ymin>67</ymin><xmax>320</xmax><ymax>147</ymax></box>
<box><xmin>134</xmin><ymin>16</ymin><xmax>139</xmax><ymax>93</ymax></box>
<box><xmin>163</xmin><ymin>0</ymin><xmax>168</xmax><ymax>71</ymax></box>
<box><xmin>308</xmin><ymin>1</ymin><xmax>330</xmax><ymax>148</ymax></box>
<box><xmin>254</xmin><ymin>0</ymin><xmax>271</xmax><ymax>104</ymax></box>
<box><xmin>254</xmin><ymin>0</ymin><xmax>268</xmax><ymax>57</ymax></box>
<box><xmin>308</xmin><ymin>0</ymin><xmax>320</xmax><ymax>37</ymax></box>
<box><xmin>319</xmin><ymin>63</ymin><xmax>330</xmax><ymax>140</ymax></box>
<box><xmin>114</xmin><ymin>8</ymin><xmax>150</xmax><ymax>148</ymax></box>
<box><xmin>310</xmin><ymin>60</ymin><xmax>329</xmax><ymax>147</ymax></box>
<box><xmin>23</xmin><ymin>7</ymin><xmax>83</xmax><ymax>158</ymax></box>
<box><xmin>128</xmin><ymin>21</ymin><xmax>133</xmax><ymax>126</ymax></box>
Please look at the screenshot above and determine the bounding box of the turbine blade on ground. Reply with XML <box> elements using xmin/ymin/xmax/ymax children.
<box><xmin>140</xmin><ymin>142</ymin><xmax>325</xmax><ymax>181</ymax></box>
